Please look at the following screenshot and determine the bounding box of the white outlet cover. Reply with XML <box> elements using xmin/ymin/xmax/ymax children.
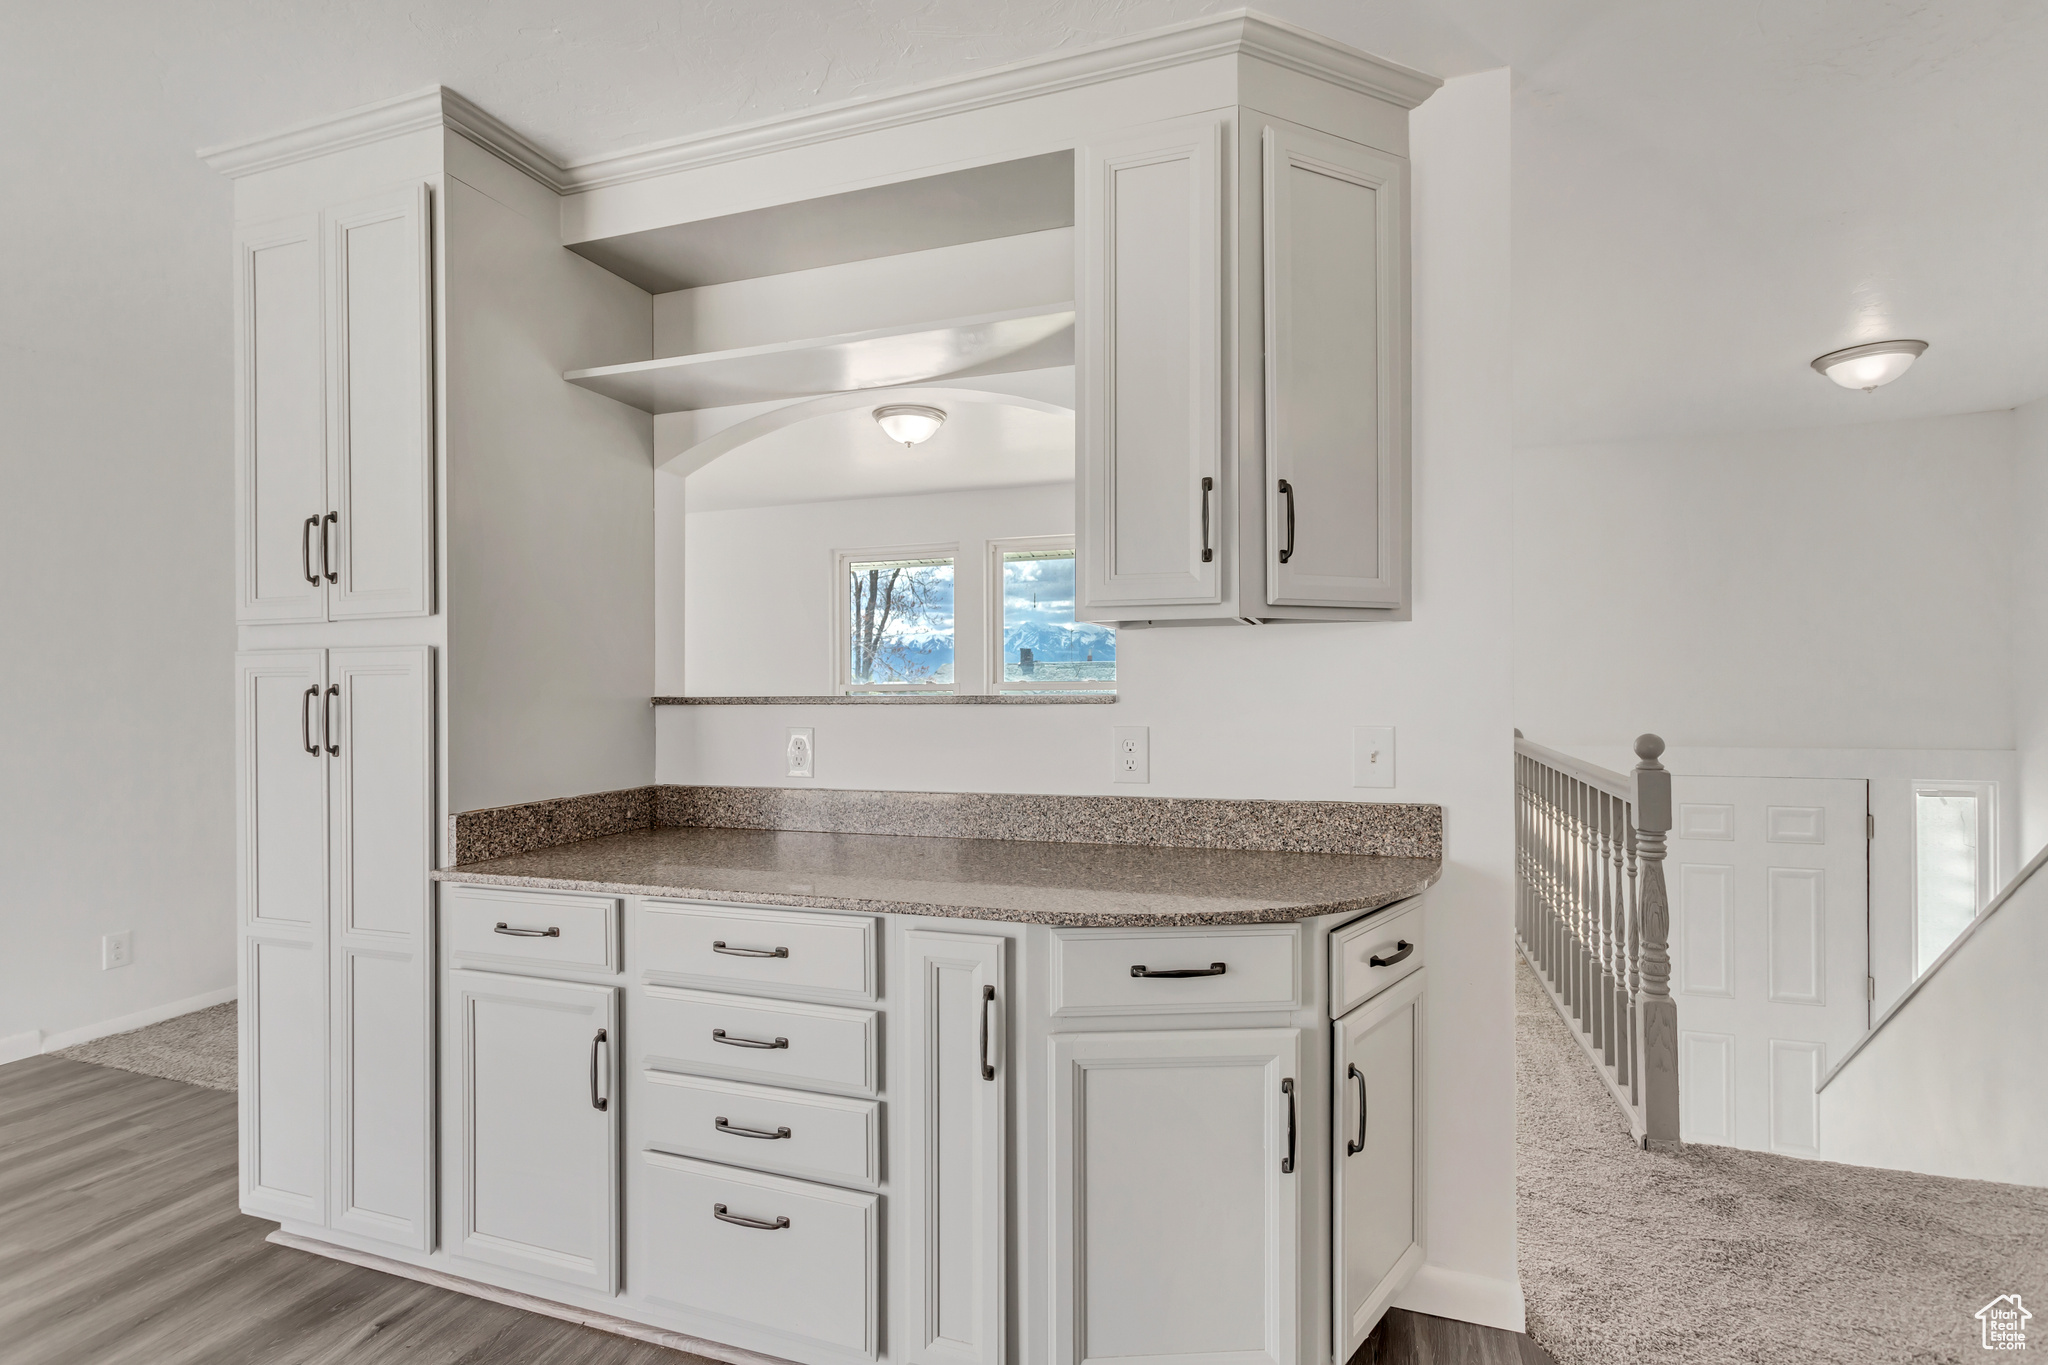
<box><xmin>786</xmin><ymin>727</ymin><xmax>816</xmax><ymax>779</ymax></box>
<box><xmin>102</xmin><ymin>930</ymin><xmax>133</xmax><ymax>970</ymax></box>
<box><xmin>1113</xmin><ymin>725</ymin><xmax>1149</xmax><ymax>784</ymax></box>
<box><xmin>1353</xmin><ymin>726</ymin><xmax>1395</xmax><ymax>788</ymax></box>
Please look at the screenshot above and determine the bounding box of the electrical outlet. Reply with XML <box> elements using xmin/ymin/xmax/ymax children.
<box><xmin>1353</xmin><ymin>726</ymin><xmax>1395</xmax><ymax>788</ymax></box>
<box><xmin>786</xmin><ymin>727</ymin><xmax>816</xmax><ymax>779</ymax></box>
<box><xmin>1113</xmin><ymin>725</ymin><xmax>1150</xmax><ymax>784</ymax></box>
<box><xmin>101</xmin><ymin>931</ymin><xmax>133</xmax><ymax>970</ymax></box>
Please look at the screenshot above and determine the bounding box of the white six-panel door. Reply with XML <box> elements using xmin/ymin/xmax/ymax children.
<box><xmin>235</xmin><ymin>217</ymin><xmax>329</xmax><ymax>624</ymax></box>
<box><xmin>1332</xmin><ymin>971</ymin><xmax>1423</xmax><ymax>1361</ymax></box>
<box><xmin>902</xmin><ymin>929</ymin><xmax>1007</xmax><ymax>1365</ymax></box>
<box><xmin>1050</xmin><ymin>1027</ymin><xmax>1301</xmax><ymax>1365</ymax></box>
<box><xmin>327</xmin><ymin>646</ymin><xmax>434</xmax><ymax>1249</ymax></box>
<box><xmin>1261</xmin><ymin>121</ymin><xmax>1407</xmax><ymax>612</ymax></box>
<box><xmin>1669</xmin><ymin>777</ymin><xmax>1869</xmax><ymax>1155</ymax></box>
<box><xmin>1077</xmin><ymin>116</ymin><xmax>1226</xmax><ymax>615</ymax></box>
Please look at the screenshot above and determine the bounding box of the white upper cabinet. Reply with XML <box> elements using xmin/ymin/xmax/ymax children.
<box><xmin>1262</xmin><ymin>122</ymin><xmax>1408</xmax><ymax>612</ymax></box>
<box><xmin>1077</xmin><ymin>116</ymin><xmax>1226</xmax><ymax>615</ymax></box>
<box><xmin>234</xmin><ymin>184</ymin><xmax>433</xmax><ymax>624</ymax></box>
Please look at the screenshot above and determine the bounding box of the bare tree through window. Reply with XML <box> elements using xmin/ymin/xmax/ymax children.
<box><xmin>848</xmin><ymin>557</ymin><xmax>954</xmax><ymax>685</ymax></box>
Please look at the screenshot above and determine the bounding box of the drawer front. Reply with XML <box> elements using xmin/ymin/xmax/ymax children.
<box><xmin>634</xmin><ymin>1151</ymin><xmax>880</xmax><ymax>1359</ymax></box>
<box><xmin>1330</xmin><ymin>898</ymin><xmax>1425</xmax><ymax>1017</ymax></box>
<box><xmin>1051</xmin><ymin>926</ymin><xmax>1301</xmax><ymax>1017</ymax></box>
<box><xmin>640</xmin><ymin>900</ymin><xmax>876</xmax><ymax>1002</ymax></box>
<box><xmin>639</xmin><ymin>1070</ymin><xmax>879</xmax><ymax>1189</ymax></box>
<box><xmin>443</xmin><ymin>885</ymin><xmax>619</xmax><ymax>973</ymax></box>
<box><xmin>640</xmin><ymin>985</ymin><xmax>878</xmax><ymax>1097</ymax></box>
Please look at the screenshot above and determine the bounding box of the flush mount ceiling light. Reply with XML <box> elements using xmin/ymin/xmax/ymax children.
<box><xmin>1810</xmin><ymin>339</ymin><xmax>1928</xmax><ymax>392</ymax></box>
<box><xmin>873</xmin><ymin>404</ymin><xmax>947</xmax><ymax>446</ymax></box>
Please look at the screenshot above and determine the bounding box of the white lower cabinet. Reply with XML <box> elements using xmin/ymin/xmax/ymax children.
<box><xmin>1332</xmin><ymin>969</ymin><xmax>1424</xmax><ymax>1360</ymax></box>
<box><xmin>635</xmin><ymin>1151</ymin><xmax>881</xmax><ymax>1359</ymax></box>
<box><xmin>448</xmin><ymin>968</ymin><xmax>619</xmax><ymax>1293</ymax></box>
<box><xmin>1050</xmin><ymin>1027</ymin><xmax>1302</xmax><ymax>1365</ymax></box>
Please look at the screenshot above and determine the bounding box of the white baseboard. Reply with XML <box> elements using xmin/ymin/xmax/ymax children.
<box><xmin>1393</xmin><ymin>1263</ymin><xmax>1527</xmax><ymax>1334</ymax></box>
<box><xmin>39</xmin><ymin>986</ymin><xmax>238</xmax><ymax>1054</ymax></box>
<box><xmin>0</xmin><ymin>1030</ymin><xmax>43</xmax><ymax>1066</ymax></box>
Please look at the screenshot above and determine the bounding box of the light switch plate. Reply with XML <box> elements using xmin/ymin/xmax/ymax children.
<box><xmin>786</xmin><ymin>728</ymin><xmax>815</xmax><ymax>779</ymax></box>
<box><xmin>102</xmin><ymin>931</ymin><xmax>133</xmax><ymax>970</ymax></box>
<box><xmin>1353</xmin><ymin>727</ymin><xmax>1395</xmax><ymax>788</ymax></box>
<box><xmin>1113</xmin><ymin>726</ymin><xmax>1149</xmax><ymax>783</ymax></box>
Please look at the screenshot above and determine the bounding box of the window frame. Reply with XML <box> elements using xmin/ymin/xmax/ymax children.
<box><xmin>1909</xmin><ymin>778</ymin><xmax>1997</xmax><ymax>977</ymax></box>
<box><xmin>833</xmin><ymin>542</ymin><xmax>960</xmax><ymax>695</ymax></box>
<box><xmin>985</xmin><ymin>535</ymin><xmax>1116</xmax><ymax>693</ymax></box>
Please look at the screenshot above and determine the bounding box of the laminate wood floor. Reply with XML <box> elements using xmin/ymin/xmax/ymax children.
<box><xmin>1</xmin><ymin>1053</ymin><xmax>1554</xmax><ymax>1365</ymax></box>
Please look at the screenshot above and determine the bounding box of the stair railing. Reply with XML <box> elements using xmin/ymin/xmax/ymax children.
<box><xmin>1514</xmin><ymin>732</ymin><xmax>1680</xmax><ymax>1150</ymax></box>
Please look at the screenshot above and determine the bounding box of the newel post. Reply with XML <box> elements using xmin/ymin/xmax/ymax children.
<box><xmin>1631</xmin><ymin>733</ymin><xmax>1681</xmax><ymax>1150</ymax></box>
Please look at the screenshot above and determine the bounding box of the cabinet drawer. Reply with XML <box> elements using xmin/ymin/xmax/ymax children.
<box><xmin>633</xmin><ymin>1151</ymin><xmax>879</xmax><ymax>1359</ymax></box>
<box><xmin>1051</xmin><ymin>926</ymin><xmax>1301</xmax><ymax>1016</ymax></box>
<box><xmin>640</xmin><ymin>985</ymin><xmax>878</xmax><ymax>1097</ymax></box>
<box><xmin>640</xmin><ymin>900</ymin><xmax>876</xmax><ymax>1002</ymax></box>
<box><xmin>639</xmin><ymin>1070</ymin><xmax>879</xmax><ymax>1189</ymax></box>
<box><xmin>1330</xmin><ymin>898</ymin><xmax>1424</xmax><ymax>1017</ymax></box>
<box><xmin>443</xmin><ymin>885</ymin><xmax>619</xmax><ymax>974</ymax></box>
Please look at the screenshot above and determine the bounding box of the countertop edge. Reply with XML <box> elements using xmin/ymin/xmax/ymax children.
<box><xmin>429</xmin><ymin>864</ymin><xmax>1442</xmax><ymax>928</ymax></box>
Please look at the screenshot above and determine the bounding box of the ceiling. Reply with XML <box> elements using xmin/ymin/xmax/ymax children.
<box><xmin>15</xmin><ymin>0</ymin><xmax>2046</xmax><ymax>447</ymax></box>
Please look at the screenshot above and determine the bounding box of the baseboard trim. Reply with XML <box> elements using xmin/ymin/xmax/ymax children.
<box><xmin>266</xmin><ymin>1231</ymin><xmax>798</xmax><ymax>1365</ymax></box>
<box><xmin>1393</xmin><ymin>1264</ymin><xmax>1527</xmax><ymax>1334</ymax></box>
<box><xmin>39</xmin><ymin>986</ymin><xmax>237</xmax><ymax>1054</ymax></box>
<box><xmin>0</xmin><ymin>1030</ymin><xmax>42</xmax><ymax>1066</ymax></box>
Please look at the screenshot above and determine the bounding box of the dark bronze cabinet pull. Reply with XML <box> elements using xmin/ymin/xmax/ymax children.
<box><xmin>1130</xmin><ymin>962</ymin><xmax>1226</xmax><ymax>979</ymax></box>
<box><xmin>1277</xmin><ymin>479</ymin><xmax>1296</xmax><ymax>563</ymax></box>
<box><xmin>1281</xmin><ymin>1078</ymin><xmax>1296</xmax><ymax>1173</ymax></box>
<box><xmin>322</xmin><ymin>684</ymin><xmax>340</xmax><ymax>757</ymax></box>
<box><xmin>1347</xmin><ymin>1063</ymin><xmax>1368</xmax><ymax>1156</ymax></box>
<box><xmin>494</xmin><ymin>922</ymin><xmax>560</xmax><ymax>938</ymax></box>
<box><xmin>302</xmin><ymin>685</ymin><xmax>321</xmax><ymax>756</ymax></box>
<box><xmin>1199</xmin><ymin>475</ymin><xmax>1214</xmax><ymax>563</ymax></box>
<box><xmin>321</xmin><ymin>511</ymin><xmax>339</xmax><ymax>584</ymax></box>
<box><xmin>712</xmin><ymin>1028</ymin><xmax>788</xmax><ymax>1050</ymax></box>
<box><xmin>714</xmin><ymin>1203</ymin><xmax>789</xmax><ymax>1231</ymax></box>
<box><xmin>716</xmin><ymin>1116</ymin><xmax>792</xmax><ymax>1140</ymax></box>
<box><xmin>1369</xmin><ymin>940</ymin><xmax>1414</xmax><ymax>968</ymax></box>
<box><xmin>712</xmin><ymin>941</ymin><xmax>789</xmax><ymax>959</ymax></box>
<box><xmin>589</xmin><ymin>1029</ymin><xmax>609</xmax><ymax>1111</ymax></box>
<box><xmin>980</xmin><ymin>984</ymin><xmax>996</xmax><ymax>1081</ymax></box>
<box><xmin>302</xmin><ymin>516</ymin><xmax>322</xmax><ymax>585</ymax></box>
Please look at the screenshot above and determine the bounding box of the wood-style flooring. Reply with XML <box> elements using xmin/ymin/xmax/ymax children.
<box><xmin>0</xmin><ymin>1053</ymin><xmax>1552</xmax><ymax>1365</ymax></box>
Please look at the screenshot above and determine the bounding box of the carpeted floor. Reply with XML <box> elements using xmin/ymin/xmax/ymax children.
<box><xmin>56</xmin><ymin>1001</ymin><xmax>237</xmax><ymax>1091</ymax></box>
<box><xmin>1515</xmin><ymin>955</ymin><xmax>2048</xmax><ymax>1365</ymax></box>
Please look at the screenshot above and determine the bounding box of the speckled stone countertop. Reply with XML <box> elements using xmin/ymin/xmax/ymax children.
<box><xmin>434</xmin><ymin>824</ymin><xmax>1440</xmax><ymax>928</ymax></box>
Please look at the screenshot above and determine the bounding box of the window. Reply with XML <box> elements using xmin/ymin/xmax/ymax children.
<box><xmin>1912</xmin><ymin>780</ymin><xmax>1996</xmax><ymax>975</ymax></box>
<box><xmin>837</xmin><ymin>547</ymin><xmax>956</xmax><ymax>692</ymax></box>
<box><xmin>988</xmin><ymin>537</ymin><xmax>1115</xmax><ymax>692</ymax></box>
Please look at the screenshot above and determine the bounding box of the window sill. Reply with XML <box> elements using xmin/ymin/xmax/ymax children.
<box><xmin>652</xmin><ymin>694</ymin><xmax>1117</xmax><ymax>706</ymax></box>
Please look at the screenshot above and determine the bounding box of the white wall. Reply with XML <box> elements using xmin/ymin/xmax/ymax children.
<box><xmin>0</xmin><ymin>39</ymin><xmax>238</xmax><ymax>1059</ymax></box>
<box><xmin>658</xmin><ymin>71</ymin><xmax>1523</xmax><ymax>1329</ymax></box>
<box><xmin>682</xmin><ymin>483</ymin><xmax>1072</xmax><ymax>697</ymax></box>
<box><xmin>1817</xmin><ymin>847</ymin><xmax>2048</xmax><ymax>1188</ymax></box>
<box><xmin>1516</xmin><ymin>411</ymin><xmax>2017</xmax><ymax>752</ymax></box>
<box><xmin>2014</xmin><ymin>395</ymin><xmax>2048</xmax><ymax>862</ymax></box>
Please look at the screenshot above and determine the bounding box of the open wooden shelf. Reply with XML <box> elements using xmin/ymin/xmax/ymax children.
<box><xmin>565</xmin><ymin>304</ymin><xmax>1075</xmax><ymax>414</ymax></box>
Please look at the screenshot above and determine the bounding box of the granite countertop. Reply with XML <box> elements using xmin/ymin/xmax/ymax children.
<box><xmin>433</xmin><ymin>824</ymin><xmax>1441</xmax><ymax>928</ymax></box>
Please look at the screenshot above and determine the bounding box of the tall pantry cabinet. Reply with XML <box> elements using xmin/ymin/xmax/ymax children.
<box><xmin>220</xmin><ymin>108</ymin><xmax>656</xmax><ymax>1256</ymax></box>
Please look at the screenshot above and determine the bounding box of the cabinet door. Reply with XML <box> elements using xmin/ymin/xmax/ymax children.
<box><xmin>902</xmin><ymin>930</ymin><xmax>1007</xmax><ymax>1365</ymax></box>
<box><xmin>234</xmin><ymin>216</ymin><xmax>329</xmax><ymax>624</ymax></box>
<box><xmin>1050</xmin><ymin>1028</ymin><xmax>1300</xmax><ymax>1365</ymax></box>
<box><xmin>328</xmin><ymin>646</ymin><xmax>435</xmax><ymax>1250</ymax></box>
<box><xmin>325</xmin><ymin>185</ymin><xmax>433</xmax><ymax>620</ymax></box>
<box><xmin>449</xmin><ymin>969</ymin><xmax>618</xmax><ymax>1292</ymax></box>
<box><xmin>1077</xmin><ymin>116</ymin><xmax>1226</xmax><ymax>614</ymax></box>
<box><xmin>235</xmin><ymin>650</ymin><xmax>329</xmax><ymax>1223</ymax></box>
<box><xmin>1332</xmin><ymin>970</ymin><xmax>1424</xmax><ymax>1359</ymax></box>
<box><xmin>1262</xmin><ymin>122</ymin><xmax>1408</xmax><ymax>611</ymax></box>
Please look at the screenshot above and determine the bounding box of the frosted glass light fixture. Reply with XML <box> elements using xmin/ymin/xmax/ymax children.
<box><xmin>1810</xmin><ymin>339</ymin><xmax>1928</xmax><ymax>391</ymax></box>
<box><xmin>873</xmin><ymin>404</ymin><xmax>947</xmax><ymax>446</ymax></box>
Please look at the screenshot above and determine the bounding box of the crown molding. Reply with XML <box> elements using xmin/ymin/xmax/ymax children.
<box><xmin>196</xmin><ymin>9</ymin><xmax>1440</xmax><ymax>193</ymax></box>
